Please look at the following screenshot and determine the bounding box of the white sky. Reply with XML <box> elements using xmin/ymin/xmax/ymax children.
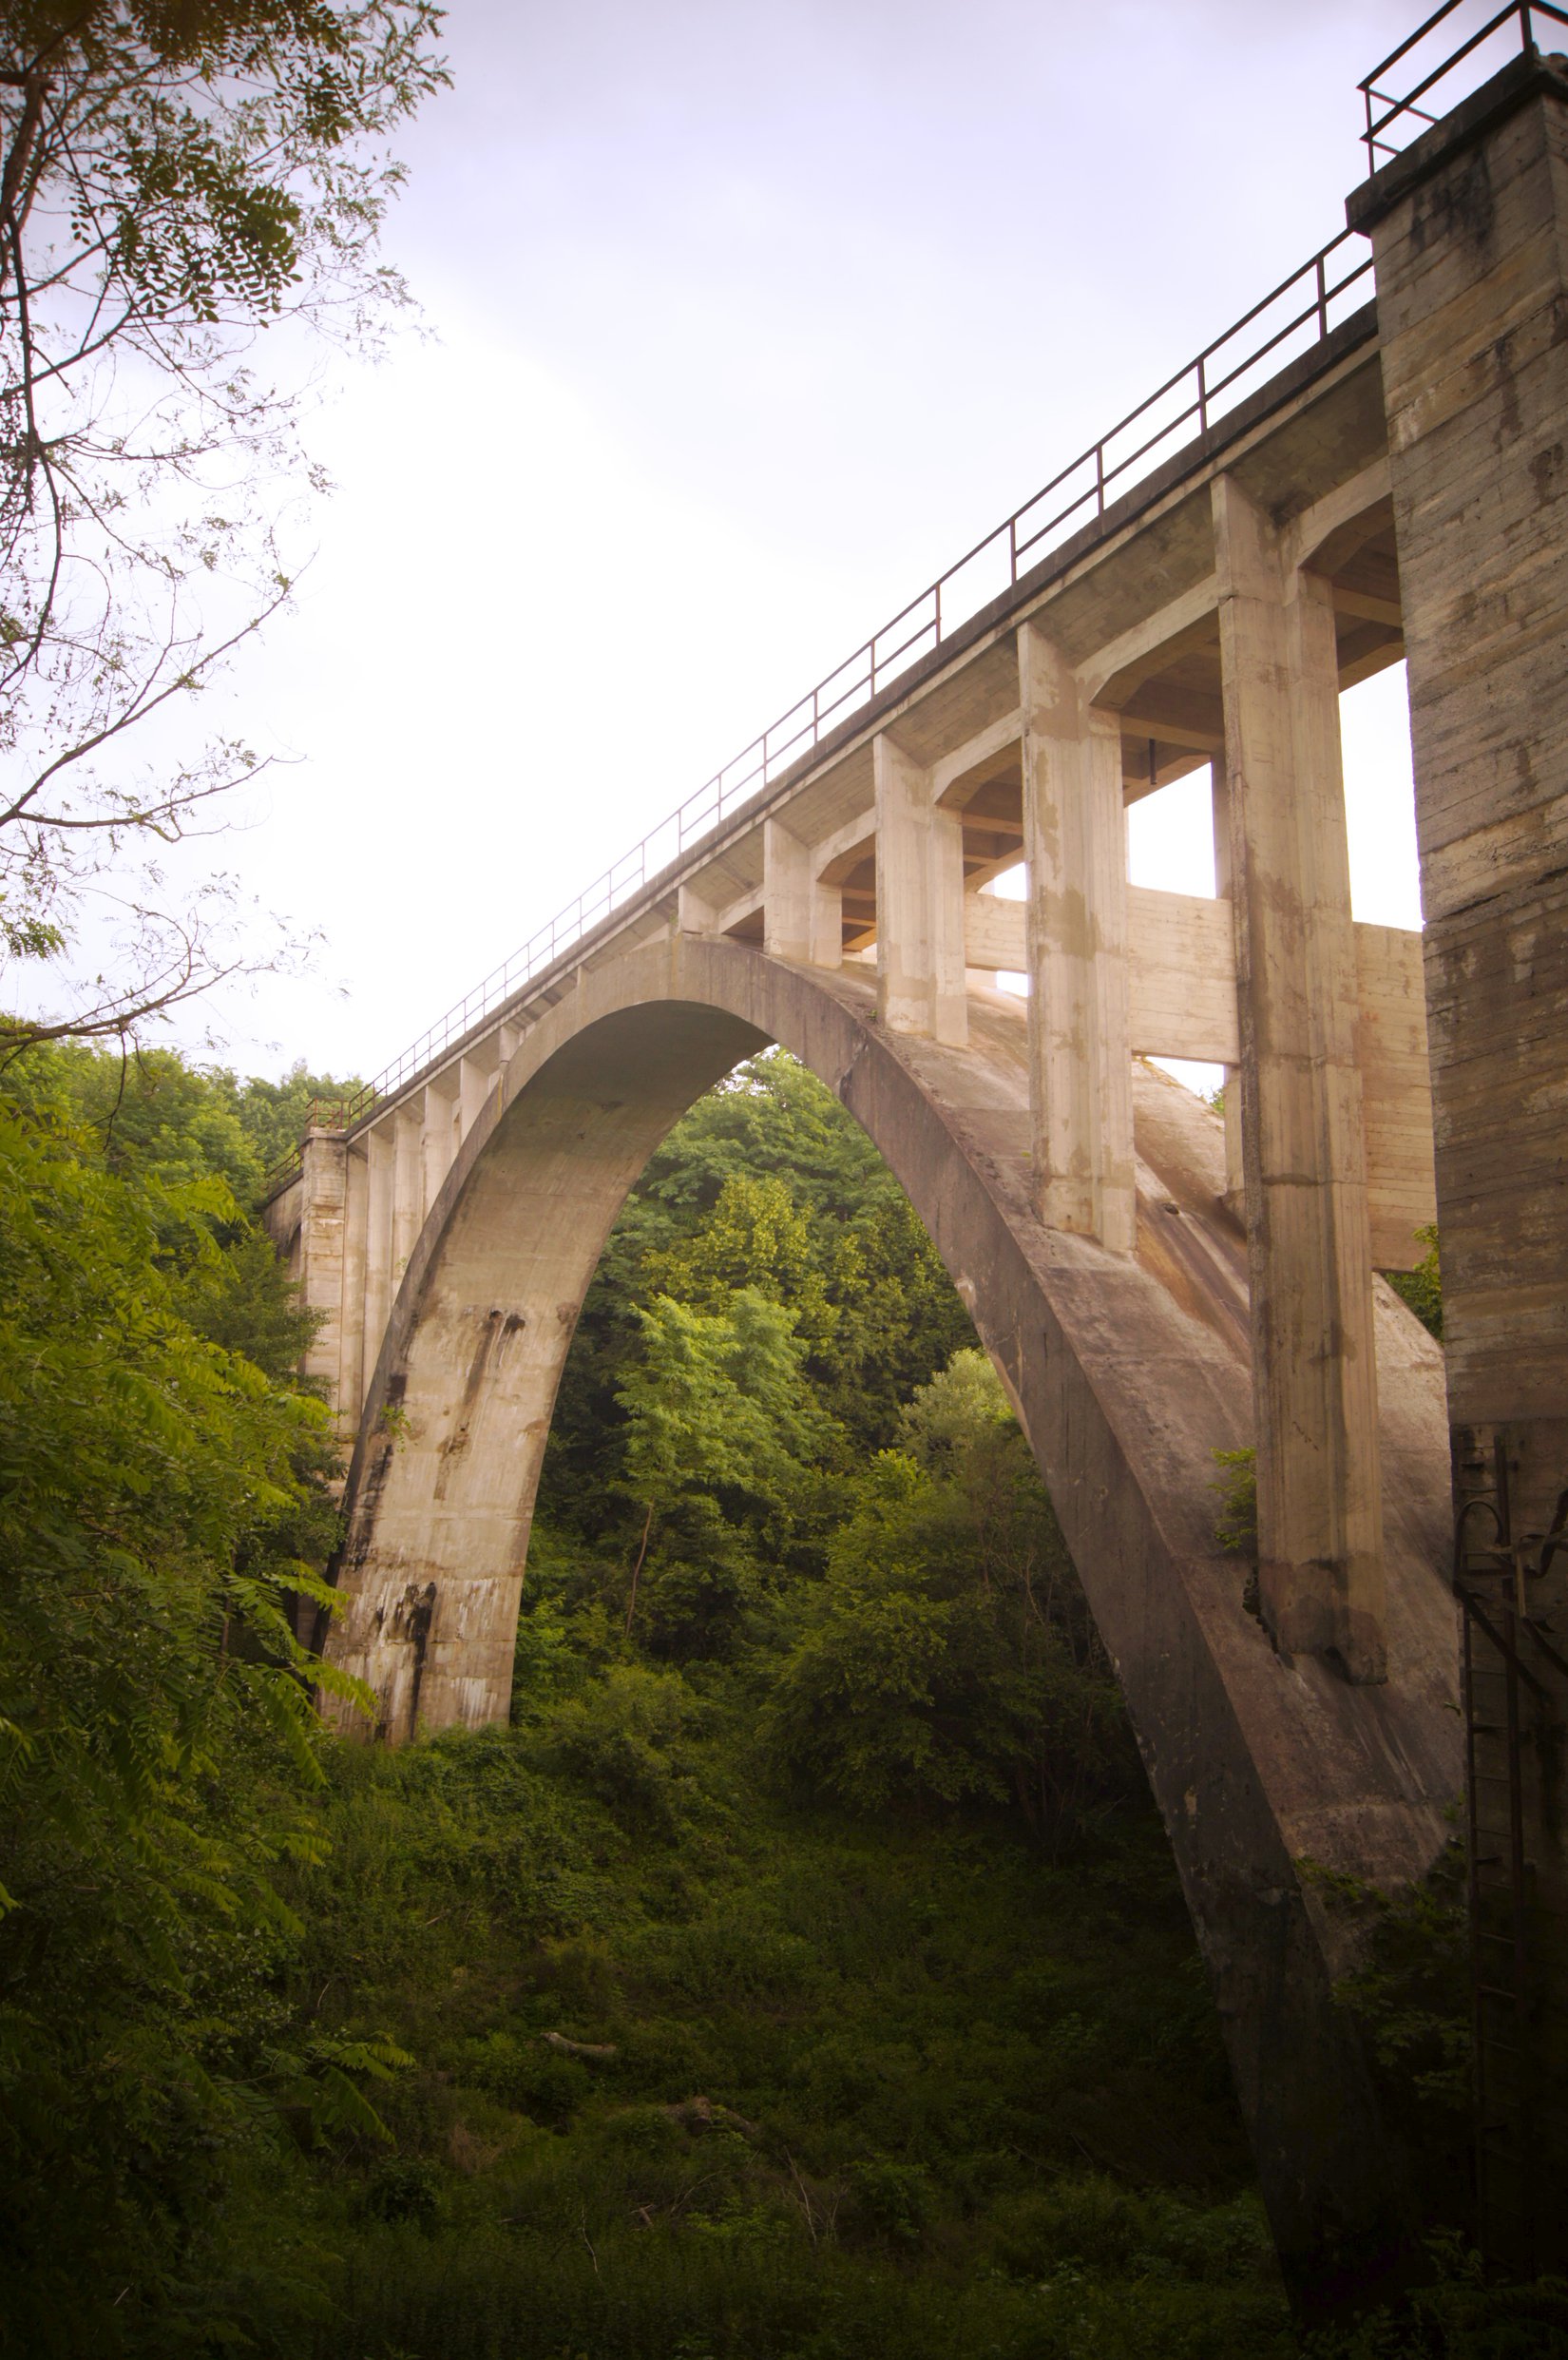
<box><xmin>174</xmin><ymin>0</ymin><xmax>1427</xmax><ymax>1084</ymax></box>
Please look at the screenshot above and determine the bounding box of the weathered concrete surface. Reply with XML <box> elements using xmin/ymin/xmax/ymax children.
<box><xmin>1352</xmin><ymin>50</ymin><xmax>1568</xmax><ymax>2275</ymax></box>
<box><xmin>325</xmin><ymin>931</ymin><xmax>1459</xmax><ymax>2304</ymax></box>
<box><xmin>1214</xmin><ymin>474</ymin><xmax>1386</xmax><ymax>1682</ymax></box>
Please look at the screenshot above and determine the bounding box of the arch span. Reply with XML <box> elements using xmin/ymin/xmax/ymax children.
<box><xmin>327</xmin><ymin>931</ymin><xmax>1459</xmax><ymax>2296</ymax></box>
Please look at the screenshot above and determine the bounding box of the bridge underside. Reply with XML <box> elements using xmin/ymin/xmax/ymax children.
<box><xmin>322</xmin><ymin>934</ymin><xmax>1458</xmax><ymax>2303</ymax></box>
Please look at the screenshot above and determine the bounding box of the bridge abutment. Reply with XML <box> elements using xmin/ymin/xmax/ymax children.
<box><xmin>1352</xmin><ymin>47</ymin><xmax>1568</xmax><ymax>2274</ymax></box>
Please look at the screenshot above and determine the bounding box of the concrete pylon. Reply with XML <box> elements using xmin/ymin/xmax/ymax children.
<box><xmin>1214</xmin><ymin>475</ymin><xmax>1386</xmax><ymax>1683</ymax></box>
<box><xmin>1351</xmin><ymin>47</ymin><xmax>1568</xmax><ymax>2274</ymax></box>
<box><xmin>872</xmin><ymin>730</ymin><xmax>967</xmax><ymax>1046</ymax></box>
<box><xmin>1018</xmin><ymin>624</ymin><xmax>1136</xmax><ymax>1255</ymax></box>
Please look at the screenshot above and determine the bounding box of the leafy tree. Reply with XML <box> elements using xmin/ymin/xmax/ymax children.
<box><xmin>0</xmin><ymin>2</ymin><xmax>447</xmax><ymax>1047</ymax></box>
<box><xmin>0</xmin><ymin>1072</ymin><xmax>380</xmax><ymax>2350</ymax></box>
<box><xmin>539</xmin><ymin>1053</ymin><xmax>970</xmax><ymax>1531</ymax></box>
<box><xmin>761</xmin><ymin>1353</ymin><xmax>1132</xmax><ymax>1841</ymax></box>
<box><xmin>645</xmin><ymin>1170</ymin><xmax>834</xmax><ymax>1353</ymax></box>
<box><xmin>3</xmin><ymin>1038</ymin><xmax>361</xmax><ymax>1201</ymax></box>
<box><xmin>614</xmin><ymin>1288</ymin><xmax>834</xmax><ymax>1655</ymax></box>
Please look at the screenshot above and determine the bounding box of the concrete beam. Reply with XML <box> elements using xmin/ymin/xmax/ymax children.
<box><xmin>930</xmin><ymin>706</ymin><xmax>1023</xmax><ymax>805</ymax></box>
<box><xmin>1280</xmin><ymin>456</ymin><xmax>1393</xmax><ymax>577</ymax></box>
<box><xmin>1080</xmin><ymin>574</ymin><xmax>1220</xmax><ymax>704</ymax></box>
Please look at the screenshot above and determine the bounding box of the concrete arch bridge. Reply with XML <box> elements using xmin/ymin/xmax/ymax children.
<box><xmin>267</xmin><ymin>35</ymin><xmax>1568</xmax><ymax>2297</ymax></box>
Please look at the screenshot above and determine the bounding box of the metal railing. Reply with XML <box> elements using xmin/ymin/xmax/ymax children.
<box><xmin>289</xmin><ymin>226</ymin><xmax>1372</xmax><ymax>1158</ymax></box>
<box><xmin>1360</xmin><ymin>0</ymin><xmax>1568</xmax><ymax>165</ymax></box>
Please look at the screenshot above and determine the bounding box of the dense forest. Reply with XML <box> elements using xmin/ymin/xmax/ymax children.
<box><xmin>4</xmin><ymin>1039</ymin><xmax>1561</xmax><ymax>2359</ymax></box>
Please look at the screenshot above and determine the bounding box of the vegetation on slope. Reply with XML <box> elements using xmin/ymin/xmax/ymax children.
<box><xmin>0</xmin><ymin>1042</ymin><xmax>1555</xmax><ymax>2359</ymax></box>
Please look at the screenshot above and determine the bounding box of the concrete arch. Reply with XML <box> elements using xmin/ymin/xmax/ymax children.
<box><xmin>327</xmin><ymin>931</ymin><xmax>1459</xmax><ymax>2297</ymax></box>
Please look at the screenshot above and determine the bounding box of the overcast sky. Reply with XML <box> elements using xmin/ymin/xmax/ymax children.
<box><xmin>187</xmin><ymin>0</ymin><xmax>1428</xmax><ymax>1084</ymax></box>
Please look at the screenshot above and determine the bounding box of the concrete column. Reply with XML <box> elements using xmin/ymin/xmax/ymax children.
<box><xmin>1351</xmin><ymin>55</ymin><xmax>1568</xmax><ymax>1529</ymax></box>
<box><xmin>1018</xmin><ymin>623</ymin><xmax>1136</xmax><ymax>1255</ymax></box>
<box><xmin>1351</xmin><ymin>54</ymin><xmax>1568</xmax><ymax>2269</ymax></box>
<box><xmin>458</xmin><ymin>1046</ymin><xmax>499</xmax><ymax>1141</ymax></box>
<box><xmin>296</xmin><ymin>1128</ymin><xmax>348</xmax><ymax>1400</ymax></box>
<box><xmin>391</xmin><ymin>1103</ymin><xmax>423</xmax><ymax>1291</ymax></box>
<box><xmin>339</xmin><ymin>1142</ymin><xmax>370</xmax><ymax>1430</ymax></box>
<box><xmin>1213</xmin><ymin>471</ymin><xmax>1384</xmax><ymax>1682</ymax></box>
<box><xmin>422</xmin><ymin>1075</ymin><xmax>458</xmax><ymax>1211</ymax></box>
<box><xmin>872</xmin><ymin>731</ymin><xmax>966</xmax><ymax>1046</ymax></box>
<box><xmin>677</xmin><ymin>881</ymin><xmax>718</xmax><ymax>935</ymax></box>
<box><xmin>763</xmin><ymin>815</ymin><xmax>840</xmax><ymax>969</ymax></box>
<box><xmin>1209</xmin><ymin>759</ymin><xmax>1246</xmax><ymax>1212</ymax></box>
<box><xmin>363</xmin><ymin>1124</ymin><xmax>394</xmax><ymax>1387</ymax></box>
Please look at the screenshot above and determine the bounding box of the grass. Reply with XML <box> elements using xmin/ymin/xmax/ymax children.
<box><xmin>235</xmin><ymin>1709</ymin><xmax>1293</xmax><ymax>2359</ymax></box>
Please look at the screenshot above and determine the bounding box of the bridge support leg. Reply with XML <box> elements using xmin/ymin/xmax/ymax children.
<box><xmin>763</xmin><ymin>815</ymin><xmax>840</xmax><ymax>969</ymax></box>
<box><xmin>339</xmin><ymin>1142</ymin><xmax>369</xmax><ymax>1433</ymax></box>
<box><xmin>1209</xmin><ymin>762</ymin><xmax>1247</xmax><ymax>1214</ymax></box>
<box><xmin>296</xmin><ymin>1127</ymin><xmax>349</xmax><ymax>1401</ymax></box>
<box><xmin>422</xmin><ymin>1075</ymin><xmax>459</xmax><ymax>1211</ymax></box>
<box><xmin>392</xmin><ymin>1103</ymin><xmax>423</xmax><ymax>1294</ymax></box>
<box><xmin>363</xmin><ymin>1124</ymin><xmax>394</xmax><ymax>1398</ymax></box>
<box><xmin>873</xmin><ymin>731</ymin><xmax>967</xmax><ymax>1046</ymax></box>
<box><xmin>1352</xmin><ymin>54</ymin><xmax>1568</xmax><ymax>2270</ymax></box>
<box><xmin>1018</xmin><ymin>623</ymin><xmax>1135</xmax><ymax>1254</ymax></box>
<box><xmin>1214</xmin><ymin>473</ymin><xmax>1385</xmax><ymax>1681</ymax></box>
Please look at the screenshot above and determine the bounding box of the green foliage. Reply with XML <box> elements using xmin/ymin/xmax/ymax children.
<box><xmin>3</xmin><ymin>1042</ymin><xmax>364</xmax><ymax>1207</ymax></box>
<box><xmin>760</xmin><ymin>1354</ymin><xmax>1132</xmax><ymax>1835</ymax></box>
<box><xmin>0</xmin><ymin>1050</ymin><xmax>376</xmax><ymax>2353</ymax></box>
<box><xmin>1386</xmin><ymin>1225</ymin><xmax>1444</xmax><ymax>1342</ymax></box>
<box><xmin>1306</xmin><ymin>1840</ymin><xmax>1474</xmax><ymax>2236</ymax></box>
<box><xmin>0</xmin><ymin>1037</ymin><xmax>1506</xmax><ymax>2357</ymax></box>
<box><xmin>539</xmin><ymin>1055</ymin><xmax>972</xmax><ymax>1542</ymax></box>
<box><xmin>1305</xmin><ymin>2237</ymin><xmax>1568</xmax><ymax>2358</ymax></box>
<box><xmin>1211</xmin><ymin>1447</ymin><xmax>1258</xmax><ymax>1559</ymax></box>
<box><xmin>240</xmin><ymin>1717</ymin><xmax>1280</xmax><ymax>2360</ymax></box>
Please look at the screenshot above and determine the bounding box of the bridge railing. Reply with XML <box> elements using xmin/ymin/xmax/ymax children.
<box><xmin>292</xmin><ymin>228</ymin><xmax>1374</xmax><ymax>1155</ymax></box>
<box><xmin>1359</xmin><ymin>0</ymin><xmax>1568</xmax><ymax>165</ymax></box>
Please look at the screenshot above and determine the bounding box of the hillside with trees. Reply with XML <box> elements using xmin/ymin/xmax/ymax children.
<box><xmin>2</xmin><ymin>1040</ymin><xmax>1545</xmax><ymax>2360</ymax></box>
